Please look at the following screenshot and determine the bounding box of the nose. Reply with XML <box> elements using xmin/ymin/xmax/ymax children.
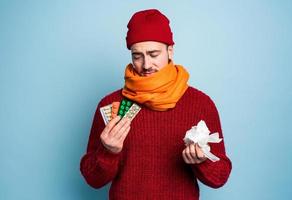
<box><xmin>143</xmin><ymin>57</ymin><xmax>151</xmax><ymax>70</ymax></box>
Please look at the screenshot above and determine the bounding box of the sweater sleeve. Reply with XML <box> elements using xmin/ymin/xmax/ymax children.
<box><xmin>80</xmin><ymin>99</ymin><xmax>121</xmax><ymax>189</ymax></box>
<box><xmin>191</xmin><ymin>96</ymin><xmax>232</xmax><ymax>188</ymax></box>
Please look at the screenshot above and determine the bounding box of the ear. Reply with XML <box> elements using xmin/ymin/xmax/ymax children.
<box><xmin>167</xmin><ymin>45</ymin><xmax>174</xmax><ymax>60</ymax></box>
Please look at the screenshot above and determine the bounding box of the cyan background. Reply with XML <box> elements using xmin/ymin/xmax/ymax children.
<box><xmin>1</xmin><ymin>0</ymin><xmax>291</xmax><ymax>199</ymax></box>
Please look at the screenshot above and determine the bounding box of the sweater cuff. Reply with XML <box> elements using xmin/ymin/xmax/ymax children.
<box><xmin>96</xmin><ymin>143</ymin><xmax>122</xmax><ymax>165</ymax></box>
<box><xmin>191</xmin><ymin>156</ymin><xmax>232</xmax><ymax>188</ymax></box>
<box><xmin>192</xmin><ymin>158</ymin><xmax>212</xmax><ymax>172</ymax></box>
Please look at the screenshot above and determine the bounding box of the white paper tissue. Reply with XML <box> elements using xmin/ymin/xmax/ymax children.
<box><xmin>183</xmin><ymin>120</ymin><xmax>222</xmax><ymax>162</ymax></box>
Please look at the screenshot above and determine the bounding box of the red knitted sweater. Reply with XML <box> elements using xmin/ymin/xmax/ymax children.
<box><xmin>80</xmin><ymin>86</ymin><xmax>232</xmax><ymax>199</ymax></box>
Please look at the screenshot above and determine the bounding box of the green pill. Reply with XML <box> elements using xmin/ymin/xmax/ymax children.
<box><xmin>118</xmin><ymin>98</ymin><xmax>134</xmax><ymax>117</ymax></box>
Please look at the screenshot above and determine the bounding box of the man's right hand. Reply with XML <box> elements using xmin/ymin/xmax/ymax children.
<box><xmin>100</xmin><ymin>115</ymin><xmax>131</xmax><ymax>154</ymax></box>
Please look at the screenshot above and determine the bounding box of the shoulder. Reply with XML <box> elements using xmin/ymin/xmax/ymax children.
<box><xmin>185</xmin><ymin>86</ymin><xmax>216</xmax><ymax>107</ymax></box>
<box><xmin>185</xmin><ymin>86</ymin><xmax>220</xmax><ymax>120</ymax></box>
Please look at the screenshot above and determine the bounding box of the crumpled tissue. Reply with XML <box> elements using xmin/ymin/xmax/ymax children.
<box><xmin>183</xmin><ymin>120</ymin><xmax>222</xmax><ymax>162</ymax></box>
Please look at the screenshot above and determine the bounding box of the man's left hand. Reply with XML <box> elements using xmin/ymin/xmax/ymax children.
<box><xmin>182</xmin><ymin>143</ymin><xmax>207</xmax><ymax>164</ymax></box>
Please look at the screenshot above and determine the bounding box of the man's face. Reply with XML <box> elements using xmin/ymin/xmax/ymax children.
<box><xmin>130</xmin><ymin>41</ymin><xmax>173</xmax><ymax>77</ymax></box>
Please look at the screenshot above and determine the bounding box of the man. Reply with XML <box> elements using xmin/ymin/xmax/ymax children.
<box><xmin>80</xmin><ymin>9</ymin><xmax>232</xmax><ymax>200</ymax></box>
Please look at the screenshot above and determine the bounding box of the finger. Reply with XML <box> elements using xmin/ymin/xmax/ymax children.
<box><xmin>195</xmin><ymin>144</ymin><xmax>205</xmax><ymax>160</ymax></box>
<box><xmin>116</xmin><ymin>120</ymin><xmax>131</xmax><ymax>140</ymax></box>
<box><xmin>110</xmin><ymin>117</ymin><xmax>129</xmax><ymax>136</ymax></box>
<box><xmin>190</xmin><ymin>143</ymin><xmax>197</xmax><ymax>160</ymax></box>
<box><xmin>118</xmin><ymin>125</ymin><xmax>131</xmax><ymax>142</ymax></box>
<box><xmin>196</xmin><ymin>144</ymin><xmax>205</xmax><ymax>159</ymax></box>
<box><xmin>103</xmin><ymin>115</ymin><xmax>121</xmax><ymax>134</ymax></box>
<box><xmin>185</xmin><ymin>145</ymin><xmax>195</xmax><ymax>163</ymax></box>
<box><xmin>182</xmin><ymin>149</ymin><xmax>190</xmax><ymax>164</ymax></box>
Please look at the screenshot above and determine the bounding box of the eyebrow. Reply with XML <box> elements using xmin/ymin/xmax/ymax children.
<box><xmin>131</xmin><ymin>50</ymin><xmax>161</xmax><ymax>55</ymax></box>
<box><xmin>147</xmin><ymin>50</ymin><xmax>161</xmax><ymax>54</ymax></box>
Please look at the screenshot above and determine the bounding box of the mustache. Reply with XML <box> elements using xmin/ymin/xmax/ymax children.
<box><xmin>142</xmin><ymin>68</ymin><xmax>158</xmax><ymax>73</ymax></box>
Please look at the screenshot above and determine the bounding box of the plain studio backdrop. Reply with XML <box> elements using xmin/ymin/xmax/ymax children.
<box><xmin>0</xmin><ymin>0</ymin><xmax>291</xmax><ymax>200</ymax></box>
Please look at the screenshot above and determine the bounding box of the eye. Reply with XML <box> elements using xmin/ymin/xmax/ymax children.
<box><xmin>132</xmin><ymin>55</ymin><xmax>141</xmax><ymax>60</ymax></box>
<box><xmin>150</xmin><ymin>53</ymin><xmax>159</xmax><ymax>58</ymax></box>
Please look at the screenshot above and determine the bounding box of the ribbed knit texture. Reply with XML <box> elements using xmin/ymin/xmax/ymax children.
<box><xmin>80</xmin><ymin>86</ymin><xmax>232</xmax><ymax>200</ymax></box>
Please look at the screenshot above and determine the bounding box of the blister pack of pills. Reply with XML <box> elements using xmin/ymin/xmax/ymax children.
<box><xmin>100</xmin><ymin>99</ymin><xmax>141</xmax><ymax>125</ymax></box>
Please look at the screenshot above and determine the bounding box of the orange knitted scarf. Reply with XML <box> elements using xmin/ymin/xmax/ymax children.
<box><xmin>122</xmin><ymin>61</ymin><xmax>189</xmax><ymax>111</ymax></box>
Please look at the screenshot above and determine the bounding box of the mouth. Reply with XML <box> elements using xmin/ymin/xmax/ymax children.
<box><xmin>142</xmin><ymin>72</ymin><xmax>155</xmax><ymax>76</ymax></box>
<box><xmin>142</xmin><ymin>70</ymin><xmax>157</xmax><ymax>77</ymax></box>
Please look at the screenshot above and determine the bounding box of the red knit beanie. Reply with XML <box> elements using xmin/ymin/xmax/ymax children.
<box><xmin>126</xmin><ymin>9</ymin><xmax>175</xmax><ymax>50</ymax></box>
